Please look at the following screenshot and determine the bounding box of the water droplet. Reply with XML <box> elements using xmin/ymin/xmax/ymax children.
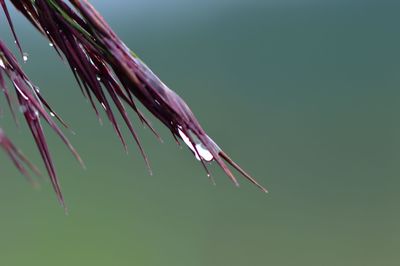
<box><xmin>49</xmin><ymin>42</ymin><xmax>54</xmax><ymax>47</ymax></box>
<box><xmin>96</xmin><ymin>76</ymin><xmax>101</xmax><ymax>81</ymax></box>
<box><xmin>50</xmin><ymin>112</ymin><xmax>55</xmax><ymax>117</ymax></box>
<box><xmin>0</xmin><ymin>58</ymin><xmax>5</xmax><ymax>69</ymax></box>
<box><xmin>22</xmin><ymin>53</ymin><xmax>29</xmax><ymax>62</ymax></box>
<box><xmin>178</xmin><ymin>129</ymin><xmax>214</xmax><ymax>162</ymax></box>
<box><xmin>195</xmin><ymin>143</ymin><xmax>213</xmax><ymax>161</ymax></box>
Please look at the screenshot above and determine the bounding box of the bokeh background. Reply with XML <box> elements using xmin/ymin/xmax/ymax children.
<box><xmin>0</xmin><ymin>1</ymin><xmax>400</xmax><ymax>265</ymax></box>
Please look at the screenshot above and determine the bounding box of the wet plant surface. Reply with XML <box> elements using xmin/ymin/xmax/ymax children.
<box><xmin>0</xmin><ymin>0</ymin><xmax>266</xmax><ymax>209</ymax></box>
<box><xmin>0</xmin><ymin>1</ymin><xmax>400</xmax><ymax>266</ymax></box>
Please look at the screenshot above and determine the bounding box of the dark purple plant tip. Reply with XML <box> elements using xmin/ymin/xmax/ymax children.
<box><xmin>0</xmin><ymin>40</ymin><xmax>85</xmax><ymax>209</ymax></box>
<box><xmin>0</xmin><ymin>0</ymin><xmax>23</xmax><ymax>58</ymax></box>
<box><xmin>0</xmin><ymin>128</ymin><xmax>41</xmax><ymax>187</ymax></box>
<box><xmin>0</xmin><ymin>0</ymin><xmax>267</xmax><ymax>206</ymax></box>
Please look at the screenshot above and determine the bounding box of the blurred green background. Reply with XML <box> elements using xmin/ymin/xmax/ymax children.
<box><xmin>1</xmin><ymin>1</ymin><xmax>400</xmax><ymax>265</ymax></box>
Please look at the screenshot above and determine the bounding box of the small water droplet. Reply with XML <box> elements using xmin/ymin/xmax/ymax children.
<box><xmin>96</xmin><ymin>76</ymin><xmax>101</xmax><ymax>81</ymax></box>
<box><xmin>0</xmin><ymin>58</ymin><xmax>5</xmax><ymax>69</ymax></box>
<box><xmin>49</xmin><ymin>42</ymin><xmax>54</xmax><ymax>47</ymax></box>
<box><xmin>22</xmin><ymin>53</ymin><xmax>29</xmax><ymax>62</ymax></box>
<box><xmin>50</xmin><ymin>112</ymin><xmax>55</xmax><ymax>117</ymax></box>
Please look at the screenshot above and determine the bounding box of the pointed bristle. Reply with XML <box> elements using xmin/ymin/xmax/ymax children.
<box><xmin>219</xmin><ymin>151</ymin><xmax>268</xmax><ymax>193</ymax></box>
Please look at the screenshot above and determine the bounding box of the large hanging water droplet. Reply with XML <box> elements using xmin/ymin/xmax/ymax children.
<box><xmin>178</xmin><ymin>129</ymin><xmax>214</xmax><ymax>162</ymax></box>
<box><xmin>195</xmin><ymin>143</ymin><xmax>214</xmax><ymax>161</ymax></box>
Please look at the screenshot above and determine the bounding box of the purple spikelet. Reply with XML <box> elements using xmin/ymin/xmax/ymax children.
<box><xmin>0</xmin><ymin>40</ymin><xmax>84</xmax><ymax>208</ymax></box>
<box><xmin>0</xmin><ymin>0</ymin><xmax>267</xmax><ymax>206</ymax></box>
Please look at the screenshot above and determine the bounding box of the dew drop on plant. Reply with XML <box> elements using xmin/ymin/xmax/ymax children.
<box><xmin>50</xmin><ymin>112</ymin><xmax>55</xmax><ymax>117</ymax></box>
<box><xmin>49</xmin><ymin>42</ymin><xmax>54</xmax><ymax>47</ymax></box>
<box><xmin>178</xmin><ymin>129</ymin><xmax>214</xmax><ymax>162</ymax></box>
<box><xmin>96</xmin><ymin>76</ymin><xmax>101</xmax><ymax>81</ymax></box>
<box><xmin>22</xmin><ymin>53</ymin><xmax>29</xmax><ymax>62</ymax></box>
<box><xmin>0</xmin><ymin>58</ymin><xmax>5</xmax><ymax>69</ymax></box>
<box><xmin>195</xmin><ymin>143</ymin><xmax>213</xmax><ymax>161</ymax></box>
